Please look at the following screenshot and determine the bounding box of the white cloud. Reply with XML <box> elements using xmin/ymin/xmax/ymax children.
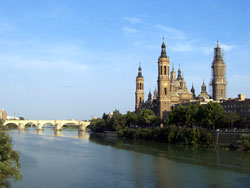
<box><xmin>200</xmin><ymin>46</ymin><xmax>213</xmax><ymax>55</ymax></box>
<box><xmin>123</xmin><ymin>16</ymin><xmax>141</xmax><ymax>24</ymax></box>
<box><xmin>156</xmin><ymin>24</ymin><xmax>186</xmax><ymax>40</ymax></box>
<box><xmin>169</xmin><ymin>41</ymin><xmax>236</xmax><ymax>55</ymax></box>
<box><xmin>220</xmin><ymin>44</ymin><xmax>236</xmax><ymax>51</ymax></box>
<box><xmin>122</xmin><ymin>26</ymin><xmax>139</xmax><ymax>34</ymax></box>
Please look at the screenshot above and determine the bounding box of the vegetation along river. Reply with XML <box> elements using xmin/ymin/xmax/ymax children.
<box><xmin>6</xmin><ymin>128</ymin><xmax>250</xmax><ymax>188</ymax></box>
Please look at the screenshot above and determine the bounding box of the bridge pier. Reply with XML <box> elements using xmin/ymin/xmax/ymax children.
<box><xmin>18</xmin><ymin>122</ymin><xmax>25</xmax><ymax>130</ymax></box>
<box><xmin>36</xmin><ymin>129</ymin><xmax>43</xmax><ymax>135</ymax></box>
<box><xmin>54</xmin><ymin>123</ymin><xmax>62</xmax><ymax>131</ymax></box>
<box><xmin>79</xmin><ymin>124</ymin><xmax>86</xmax><ymax>131</ymax></box>
<box><xmin>36</xmin><ymin>122</ymin><xmax>43</xmax><ymax>130</ymax></box>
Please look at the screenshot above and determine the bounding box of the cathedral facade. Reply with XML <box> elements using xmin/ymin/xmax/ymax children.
<box><xmin>135</xmin><ymin>40</ymin><xmax>227</xmax><ymax>118</ymax></box>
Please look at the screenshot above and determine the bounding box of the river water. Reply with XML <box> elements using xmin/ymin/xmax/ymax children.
<box><xmin>6</xmin><ymin>128</ymin><xmax>250</xmax><ymax>188</ymax></box>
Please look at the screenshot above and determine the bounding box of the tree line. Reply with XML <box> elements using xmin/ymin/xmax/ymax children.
<box><xmin>88</xmin><ymin>102</ymin><xmax>246</xmax><ymax>133</ymax></box>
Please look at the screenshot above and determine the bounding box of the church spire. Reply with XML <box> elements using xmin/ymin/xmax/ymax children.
<box><xmin>191</xmin><ymin>83</ymin><xmax>196</xmax><ymax>99</ymax></box>
<box><xmin>214</xmin><ymin>40</ymin><xmax>223</xmax><ymax>61</ymax></box>
<box><xmin>177</xmin><ymin>64</ymin><xmax>182</xmax><ymax>80</ymax></box>
<box><xmin>137</xmin><ymin>62</ymin><xmax>142</xmax><ymax>77</ymax></box>
<box><xmin>172</xmin><ymin>63</ymin><xmax>175</xmax><ymax>72</ymax></box>
<box><xmin>148</xmin><ymin>90</ymin><xmax>152</xmax><ymax>101</ymax></box>
<box><xmin>212</xmin><ymin>40</ymin><xmax>226</xmax><ymax>101</ymax></box>
<box><xmin>161</xmin><ymin>37</ymin><xmax>167</xmax><ymax>57</ymax></box>
<box><xmin>201</xmin><ymin>79</ymin><xmax>207</xmax><ymax>93</ymax></box>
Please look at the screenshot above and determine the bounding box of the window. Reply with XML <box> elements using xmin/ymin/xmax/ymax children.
<box><xmin>140</xmin><ymin>83</ymin><xmax>142</xmax><ymax>89</ymax></box>
<box><xmin>164</xmin><ymin>88</ymin><xmax>167</xmax><ymax>95</ymax></box>
<box><xmin>164</xmin><ymin>66</ymin><xmax>166</xmax><ymax>75</ymax></box>
<box><xmin>160</xmin><ymin>66</ymin><xmax>163</xmax><ymax>75</ymax></box>
<box><xmin>139</xmin><ymin>97</ymin><xmax>142</xmax><ymax>103</ymax></box>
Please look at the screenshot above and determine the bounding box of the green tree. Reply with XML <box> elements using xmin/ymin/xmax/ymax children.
<box><xmin>236</xmin><ymin>134</ymin><xmax>250</xmax><ymax>151</ymax></box>
<box><xmin>189</xmin><ymin>103</ymin><xmax>201</xmax><ymax>127</ymax></box>
<box><xmin>168</xmin><ymin>104</ymin><xmax>193</xmax><ymax>127</ymax></box>
<box><xmin>0</xmin><ymin>131</ymin><xmax>22</xmax><ymax>185</ymax></box>
<box><xmin>202</xmin><ymin>102</ymin><xmax>225</xmax><ymax>129</ymax></box>
<box><xmin>138</xmin><ymin>109</ymin><xmax>156</xmax><ymax>127</ymax></box>
<box><xmin>111</xmin><ymin>110</ymin><xmax>126</xmax><ymax>130</ymax></box>
<box><xmin>125</xmin><ymin>111</ymin><xmax>137</xmax><ymax>127</ymax></box>
<box><xmin>225</xmin><ymin>112</ymin><xmax>239</xmax><ymax>129</ymax></box>
<box><xmin>88</xmin><ymin>118</ymin><xmax>106</xmax><ymax>133</ymax></box>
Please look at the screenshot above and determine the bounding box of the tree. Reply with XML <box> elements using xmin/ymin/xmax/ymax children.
<box><xmin>125</xmin><ymin>111</ymin><xmax>137</xmax><ymax>127</ymax></box>
<box><xmin>0</xmin><ymin>131</ymin><xmax>22</xmax><ymax>185</ymax></box>
<box><xmin>168</xmin><ymin>104</ymin><xmax>193</xmax><ymax>127</ymax></box>
<box><xmin>111</xmin><ymin>110</ymin><xmax>126</xmax><ymax>130</ymax></box>
<box><xmin>19</xmin><ymin>117</ymin><xmax>25</xmax><ymax>120</ymax></box>
<box><xmin>138</xmin><ymin>109</ymin><xmax>156</xmax><ymax>127</ymax></box>
<box><xmin>202</xmin><ymin>102</ymin><xmax>225</xmax><ymax>129</ymax></box>
<box><xmin>88</xmin><ymin>118</ymin><xmax>106</xmax><ymax>133</ymax></box>
<box><xmin>225</xmin><ymin>112</ymin><xmax>239</xmax><ymax>129</ymax></box>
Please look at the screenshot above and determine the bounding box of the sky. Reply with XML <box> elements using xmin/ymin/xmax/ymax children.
<box><xmin>0</xmin><ymin>0</ymin><xmax>250</xmax><ymax>120</ymax></box>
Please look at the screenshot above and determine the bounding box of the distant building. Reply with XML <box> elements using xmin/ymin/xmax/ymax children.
<box><xmin>7</xmin><ymin>116</ymin><xmax>20</xmax><ymax>120</ymax></box>
<box><xmin>0</xmin><ymin>109</ymin><xmax>7</xmax><ymax>121</ymax></box>
<box><xmin>220</xmin><ymin>94</ymin><xmax>250</xmax><ymax>122</ymax></box>
<box><xmin>135</xmin><ymin>39</ymin><xmax>193</xmax><ymax>118</ymax></box>
<box><xmin>135</xmin><ymin>39</ymin><xmax>226</xmax><ymax>118</ymax></box>
<box><xmin>211</xmin><ymin>41</ymin><xmax>227</xmax><ymax>101</ymax></box>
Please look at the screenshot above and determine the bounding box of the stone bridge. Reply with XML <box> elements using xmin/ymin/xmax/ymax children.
<box><xmin>3</xmin><ymin>120</ymin><xmax>90</xmax><ymax>131</ymax></box>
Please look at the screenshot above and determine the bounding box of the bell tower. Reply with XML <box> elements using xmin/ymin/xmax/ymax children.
<box><xmin>157</xmin><ymin>38</ymin><xmax>171</xmax><ymax>118</ymax></box>
<box><xmin>135</xmin><ymin>63</ymin><xmax>144</xmax><ymax>112</ymax></box>
<box><xmin>211</xmin><ymin>41</ymin><xmax>227</xmax><ymax>101</ymax></box>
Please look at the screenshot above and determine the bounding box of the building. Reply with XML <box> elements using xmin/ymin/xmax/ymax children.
<box><xmin>211</xmin><ymin>41</ymin><xmax>227</xmax><ymax>101</ymax></box>
<box><xmin>135</xmin><ymin>64</ymin><xmax>145</xmax><ymax>111</ymax></box>
<box><xmin>135</xmin><ymin>40</ymin><xmax>193</xmax><ymax>118</ymax></box>
<box><xmin>0</xmin><ymin>109</ymin><xmax>7</xmax><ymax>121</ymax></box>
<box><xmin>220</xmin><ymin>94</ymin><xmax>250</xmax><ymax>122</ymax></box>
<box><xmin>135</xmin><ymin>39</ymin><xmax>227</xmax><ymax>118</ymax></box>
<box><xmin>7</xmin><ymin>116</ymin><xmax>20</xmax><ymax>120</ymax></box>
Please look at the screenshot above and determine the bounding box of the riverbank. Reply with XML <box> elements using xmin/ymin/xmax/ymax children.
<box><xmin>90</xmin><ymin>126</ymin><xmax>250</xmax><ymax>152</ymax></box>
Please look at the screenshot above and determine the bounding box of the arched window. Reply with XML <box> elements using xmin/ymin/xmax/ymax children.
<box><xmin>160</xmin><ymin>66</ymin><xmax>163</xmax><ymax>75</ymax></box>
<box><xmin>164</xmin><ymin>66</ymin><xmax>166</xmax><ymax>75</ymax></box>
<box><xmin>140</xmin><ymin>83</ymin><xmax>142</xmax><ymax>89</ymax></box>
<box><xmin>164</xmin><ymin>88</ymin><xmax>167</xmax><ymax>95</ymax></box>
<box><xmin>139</xmin><ymin>97</ymin><xmax>142</xmax><ymax>103</ymax></box>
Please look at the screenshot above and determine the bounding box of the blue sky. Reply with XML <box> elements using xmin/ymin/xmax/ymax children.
<box><xmin>0</xmin><ymin>0</ymin><xmax>250</xmax><ymax>120</ymax></box>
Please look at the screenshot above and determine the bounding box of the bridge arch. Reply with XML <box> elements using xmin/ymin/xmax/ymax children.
<box><xmin>24</xmin><ymin>122</ymin><xmax>37</xmax><ymax>128</ymax></box>
<box><xmin>5</xmin><ymin>122</ymin><xmax>19</xmax><ymax>129</ymax></box>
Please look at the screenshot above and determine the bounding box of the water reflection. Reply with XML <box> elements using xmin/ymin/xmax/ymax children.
<box><xmin>7</xmin><ymin>130</ymin><xmax>250</xmax><ymax>188</ymax></box>
<box><xmin>77</xmin><ymin>131</ymin><xmax>89</xmax><ymax>140</ymax></box>
<box><xmin>89</xmin><ymin>133</ymin><xmax>250</xmax><ymax>174</ymax></box>
<box><xmin>54</xmin><ymin>130</ymin><xmax>63</xmax><ymax>137</ymax></box>
<box><xmin>36</xmin><ymin>129</ymin><xmax>43</xmax><ymax>135</ymax></box>
<box><xmin>26</xmin><ymin>127</ymin><xmax>89</xmax><ymax>140</ymax></box>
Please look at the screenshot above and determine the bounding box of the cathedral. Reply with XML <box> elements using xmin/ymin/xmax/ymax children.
<box><xmin>135</xmin><ymin>40</ymin><xmax>227</xmax><ymax>118</ymax></box>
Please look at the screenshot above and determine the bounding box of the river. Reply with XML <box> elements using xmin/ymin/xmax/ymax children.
<box><xmin>6</xmin><ymin>128</ymin><xmax>250</xmax><ymax>188</ymax></box>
